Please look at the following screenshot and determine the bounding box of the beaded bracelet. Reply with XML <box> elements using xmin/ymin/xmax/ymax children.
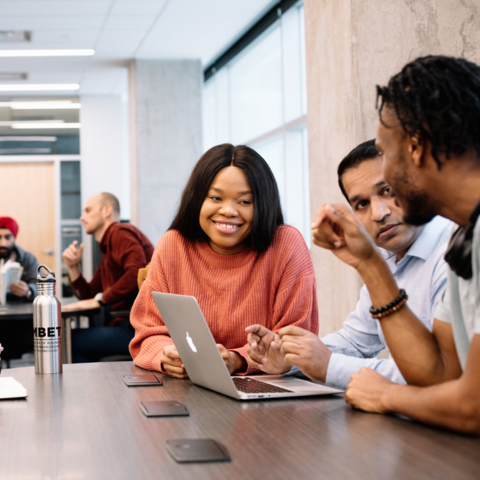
<box><xmin>369</xmin><ymin>289</ymin><xmax>408</xmax><ymax>319</ymax></box>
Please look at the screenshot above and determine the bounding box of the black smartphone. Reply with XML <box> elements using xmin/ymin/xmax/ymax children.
<box><xmin>166</xmin><ymin>439</ymin><xmax>231</xmax><ymax>463</ymax></box>
<box><xmin>122</xmin><ymin>374</ymin><xmax>163</xmax><ymax>386</ymax></box>
<box><xmin>139</xmin><ymin>400</ymin><xmax>189</xmax><ymax>417</ymax></box>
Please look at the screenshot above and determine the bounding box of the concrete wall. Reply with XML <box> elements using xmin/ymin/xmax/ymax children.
<box><xmin>129</xmin><ymin>59</ymin><xmax>203</xmax><ymax>246</ymax></box>
<box><xmin>304</xmin><ymin>0</ymin><xmax>480</xmax><ymax>337</ymax></box>
<box><xmin>79</xmin><ymin>94</ymin><xmax>130</xmax><ymax>280</ymax></box>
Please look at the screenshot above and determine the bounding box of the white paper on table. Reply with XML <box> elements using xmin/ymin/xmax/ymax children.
<box><xmin>0</xmin><ymin>377</ymin><xmax>28</xmax><ymax>399</ymax></box>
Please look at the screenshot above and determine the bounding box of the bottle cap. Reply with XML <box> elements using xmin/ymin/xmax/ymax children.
<box><xmin>37</xmin><ymin>265</ymin><xmax>56</xmax><ymax>284</ymax></box>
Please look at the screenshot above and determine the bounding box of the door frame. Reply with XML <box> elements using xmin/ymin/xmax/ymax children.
<box><xmin>0</xmin><ymin>155</ymin><xmax>86</xmax><ymax>302</ymax></box>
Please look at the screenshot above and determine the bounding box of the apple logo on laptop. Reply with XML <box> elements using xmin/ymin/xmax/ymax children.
<box><xmin>186</xmin><ymin>332</ymin><xmax>197</xmax><ymax>353</ymax></box>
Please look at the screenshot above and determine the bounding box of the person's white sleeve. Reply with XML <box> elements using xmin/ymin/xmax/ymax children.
<box><xmin>325</xmin><ymin>354</ymin><xmax>406</xmax><ymax>389</ymax></box>
<box><xmin>434</xmin><ymin>283</ymin><xmax>452</xmax><ymax>324</ymax></box>
<box><xmin>322</xmin><ymin>285</ymin><xmax>385</xmax><ymax>358</ymax></box>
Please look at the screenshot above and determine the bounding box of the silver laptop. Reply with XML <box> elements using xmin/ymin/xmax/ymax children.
<box><xmin>152</xmin><ymin>292</ymin><xmax>343</xmax><ymax>400</ymax></box>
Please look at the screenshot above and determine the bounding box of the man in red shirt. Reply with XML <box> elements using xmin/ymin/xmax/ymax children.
<box><xmin>63</xmin><ymin>192</ymin><xmax>154</xmax><ymax>363</ymax></box>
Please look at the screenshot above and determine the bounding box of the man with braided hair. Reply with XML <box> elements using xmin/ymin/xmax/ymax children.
<box><xmin>311</xmin><ymin>55</ymin><xmax>480</xmax><ymax>434</ymax></box>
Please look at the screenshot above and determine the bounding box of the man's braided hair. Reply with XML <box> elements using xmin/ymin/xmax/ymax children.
<box><xmin>376</xmin><ymin>55</ymin><xmax>480</xmax><ymax>169</ymax></box>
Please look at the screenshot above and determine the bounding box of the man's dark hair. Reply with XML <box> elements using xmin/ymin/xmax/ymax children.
<box><xmin>169</xmin><ymin>143</ymin><xmax>284</xmax><ymax>254</ymax></box>
<box><xmin>337</xmin><ymin>139</ymin><xmax>381</xmax><ymax>202</ymax></box>
<box><xmin>100</xmin><ymin>192</ymin><xmax>120</xmax><ymax>216</ymax></box>
<box><xmin>377</xmin><ymin>55</ymin><xmax>480</xmax><ymax>169</ymax></box>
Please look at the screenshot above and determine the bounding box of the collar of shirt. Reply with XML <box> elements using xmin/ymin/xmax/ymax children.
<box><xmin>381</xmin><ymin>216</ymin><xmax>453</xmax><ymax>276</ymax></box>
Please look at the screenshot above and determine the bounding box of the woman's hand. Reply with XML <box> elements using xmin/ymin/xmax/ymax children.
<box><xmin>161</xmin><ymin>345</ymin><xmax>188</xmax><ymax>379</ymax></box>
<box><xmin>217</xmin><ymin>344</ymin><xmax>247</xmax><ymax>374</ymax></box>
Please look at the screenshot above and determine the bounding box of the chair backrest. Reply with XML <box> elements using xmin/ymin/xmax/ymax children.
<box><xmin>137</xmin><ymin>263</ymin><xmax>150</xmax><ymax>290</ymax></box>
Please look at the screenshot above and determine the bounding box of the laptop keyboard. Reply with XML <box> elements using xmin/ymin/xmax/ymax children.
<box><xmin>233</xmin><ymin>377</ymin><xmax>293</xmax><ymax>394</ymax></box>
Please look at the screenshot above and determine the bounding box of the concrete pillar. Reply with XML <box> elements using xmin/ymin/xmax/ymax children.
<box><xmin>304</xmin><ymin>0</ymin><xmax>480</xmax><ymax>337</ymax></box>
<box><xmin>129</xmin><ymin>60</ymin><xmax>203</xmax><ymax>245</ymax></box>
<box><xmin>80</xmin><ymin>94</ymin><xmax>130</xmax><ymax>280</ymax></box>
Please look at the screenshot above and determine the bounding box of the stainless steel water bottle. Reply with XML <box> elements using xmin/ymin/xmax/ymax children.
<box><xmin>33</xmin><ymin>265</ymin><xmax>62</xmax><ymax>374</ymax></box>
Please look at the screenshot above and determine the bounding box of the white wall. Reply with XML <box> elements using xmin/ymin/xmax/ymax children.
<box><xmin>79</xmin><ymin>95</ymin><xmax>130</xmax><ymax>279</ymax></box>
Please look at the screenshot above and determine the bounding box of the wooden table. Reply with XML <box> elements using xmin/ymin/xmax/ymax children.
<box><xmin>0</xmin><ymin>302</ymin><xmax>34</xmax><ymax>321</ymax></box>
<box><xmin>0</xmin><ymin>362</ymin><xmax>478</xmax><ymax>480</ymax></box>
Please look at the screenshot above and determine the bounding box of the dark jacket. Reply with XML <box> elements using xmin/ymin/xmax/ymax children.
<box><xmin>71</xmin><ymin>222</ymin><xmax>154</xmax><ymax>311</ymax></box>
<box><xmin>7</xmin><ymin>244</ymin><xmax>39</xmax><ymax>302</ymax></box>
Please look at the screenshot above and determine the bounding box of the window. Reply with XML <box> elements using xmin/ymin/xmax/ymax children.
<box><xmin>203</xmin><ymin>2</ymin><xmax>310</xmax><ymax>246</ymax></box>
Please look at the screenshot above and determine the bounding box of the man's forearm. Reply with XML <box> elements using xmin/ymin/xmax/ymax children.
<box><xmin>356</xmin><ymin>253</ymin><xmax>447</xmax><ymax>385</ymax></box>
<box><xmin>383</xmin><ymin>378</ymin><xmax>480</xmax><ymax>434</ymax></box>
<box><xmin>68</xmin><ymin>264</ymin><xmax>81</xmax><ymax>282</ymax></box>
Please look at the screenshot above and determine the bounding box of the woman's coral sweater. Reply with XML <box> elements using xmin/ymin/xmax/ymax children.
<box><xmin>129</xmin><ymin>225</ymin><xmax>319</xmax><ymax>374</ymax></box>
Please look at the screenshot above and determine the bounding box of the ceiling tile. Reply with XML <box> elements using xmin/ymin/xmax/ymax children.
<box><xmin>109</xmin><ymin>0</ymin><xmax>167</xmax><ymax>16</ymax></box>
<box><xmin>31</xmin><ymin>30</ymin><xmax>99</xmax><ymax>44</ymax></box>
<box><xmin>97</xmin><ymin>30</ymin><xmax>145</xmax><ymax>45</ymax></box>
<box><xmin>135</xmin><ymin>0</ymin><xmax>279</xmax><ymax>65</ymax></box>
<box><xmin>103</xmin><ymin>15</ymin><xmax>154</xmax><ymax>30</ymax></box>
<box><xmin>94</xmin><ymin>46</ymin><xmax>137</xmax><ymax>59</ymax></box>
<box><xmin>27</xmin><ymin>71</ymin><xmax>83</xmax><ymax>83</ymax></box>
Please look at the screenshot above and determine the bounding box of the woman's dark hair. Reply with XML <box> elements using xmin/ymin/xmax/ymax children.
<box><xmin>376</xmin><ymin>55</ymin><xmax>480</xmax><ymax>169</ymax></box>
<box><xmin>169</xmin><ymin>143</ymin><xmax>284</xmax><ymax>253</ymax></box>
<box><xmin>337</xmin><ymin>139</ymin><xmax>381</xmax><ymax>202</ymax></box>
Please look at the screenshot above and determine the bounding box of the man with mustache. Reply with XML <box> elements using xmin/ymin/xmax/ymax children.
<box><xmin>0</xmin><ymin>216</ymin><xmax>39</xmax><ymax>302</ymax></box>
<box><xmin>246</xmin><ymin>140</ymin><xmax>451</xmax><ymax>388</ymax></box>
<box><xmin>310</xmin><ymin>56</ymin><xmax>480</xmax><ymax>434</ymax></box>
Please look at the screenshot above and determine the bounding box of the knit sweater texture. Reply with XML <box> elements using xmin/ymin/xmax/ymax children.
<box><xmin>129</xmin><ymin>225</ymin><xmax>318</xmax><ymax>374</ymax></box>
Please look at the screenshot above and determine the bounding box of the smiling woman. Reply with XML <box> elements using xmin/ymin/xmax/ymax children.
<box><xmin>129</xmin><ymin>144</ymin><xmax>319</xmax><ymax>378</ymax></box>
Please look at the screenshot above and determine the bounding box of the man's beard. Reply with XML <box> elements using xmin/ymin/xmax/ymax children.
<box><xmin>0</xmin><ymin>246</ymin><xmax>13</xmax><ymax>260</ymax></box>
<box><xmin>391</xmin><ymin>154</ymin><xmax>438</xmax><ymax>226</ymax></box>
<box><xmin>401</xmin><ymin>190</ymin><xmax>438</xmax><ymax>226</ymax></box>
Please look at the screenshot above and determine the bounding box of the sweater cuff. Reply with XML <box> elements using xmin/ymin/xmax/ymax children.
<box><xmin>70</xmin><ymin>274</ymin><xmax>88</xmax><ymax>299</ymax></box>
<box><xmin>229</xmin><ymin>345</ymin><xmax>262</xmax><ymax>376</ymax></box>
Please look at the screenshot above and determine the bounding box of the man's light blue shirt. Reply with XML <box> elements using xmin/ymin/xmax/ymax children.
<box><xmin>322</xmin><ymin>216</ymin><xmax>453</xmax><ymax>389</ymax></box>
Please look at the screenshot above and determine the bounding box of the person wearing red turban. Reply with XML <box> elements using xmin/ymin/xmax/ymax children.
<box><xmin>0</xmin><ymin>216</ymin><xmax>39</xmax><ymax>301</ymax></box>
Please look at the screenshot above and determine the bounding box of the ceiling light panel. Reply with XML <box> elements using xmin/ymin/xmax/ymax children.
<box><xmin>0</xmin><ymin>136</ymin><xmax>57</xmax><ymax>141</ymax></box>
<box><xmin>0</xmin><ymin>49</ymin><xmax>94</xmax><ymax>57</ymax></box>
<box><xmin>0</xmin><ymin>16</ymin><xmax>105</xmax><ymax>31</ymax></box>
<box><xmin>11</xmin><ymin>123</ymin><xmax>80</xmax><ymax>129</ymax></box>
<box><xmin>0</xmin><ymin>120</ymin><xmax>63</xmax><ymax>126</ymax></box>
<box><xmin>0</xmin><ymin>84</ymin><xmax>79</xmax><ymax>91</ymax></box>
<box><xmin>0</xmin><ymin>1</ymin><xmax>111</xmax><ymax>17</ymax></box>
<box><xmin>1</xmin><ymin>102</ymin><xmax>80</xmax><ymax>110</ymax></box>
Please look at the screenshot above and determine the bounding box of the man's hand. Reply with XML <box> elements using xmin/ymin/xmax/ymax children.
<box><xmin>344</xmin><ymin>367</ymin><xmax>396</xmax><ymax>414</ymax></box>
<box><xmin>245</xmin><ymin>325</ymin><xmax>291</xmax><ymax>374</ymax></box>
<box><xmin>278</xmin><ymin>326</ymin><xmax>332</xmax><ymax>382</ymax></box>
<box><xmin>9</xmin><ymin>280</ymin><xmax>29</xmax><ymax>297</ymax></box>
<box><xmin>62</xmin><ymin>240</ymin><xmax>84</xmax><ymax>267</ymax></box>
<box><xmin>161</xmin><ymin>345</ymin><xmax>188</xmax><ymax>379</ymax></box>
<box><xmin>62</xmin><ymin>298</ymin><xmax>100</xmax><ymax>312</ymax></box>
<box><xmin>311</xmin><ymin>204</ymin><xmax>378</xmax><ymax>269</ymax></box>
<box><xmin>217</xmin><ymin>344</ymin><xmax>247</xmax><ymax>374</ymax></box>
